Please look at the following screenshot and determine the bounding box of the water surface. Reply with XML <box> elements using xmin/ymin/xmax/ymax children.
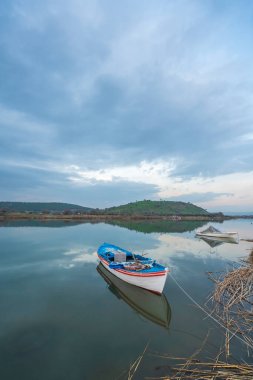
<box><xmin>0</xmin><ymin>219</ymin><xmax>252</xmax><ymax>379</ymax></box>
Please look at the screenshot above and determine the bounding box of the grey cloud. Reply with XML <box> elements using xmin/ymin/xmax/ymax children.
<box><xmin>0</xmin><ymin>161</ymin><xmax>159</xmax><ymax>207</ymax></box>
<box><xmin>69</xmin><ymin>181</ymin><xmax>159</xmax><ymax>208</ymax></box>
<box><xmin>0</xmin><ymin>171</ymin><xmax>157</xmax><ymax>208</ymax></box>
<box><xmin>166</xmin><ymin>192</ymin><xmax>233</xmax><ymax>204</ymax></box>
<box><xmin>0</xmin><ymin>0</ymin><xmax>253</xmax><ymax>206</ymax></box>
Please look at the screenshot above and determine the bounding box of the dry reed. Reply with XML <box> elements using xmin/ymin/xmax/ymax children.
<box><xmin>126</xmin><ymin>251</ymin><xmax>253</xmax><ymax>379</ymax></box>
<box><xmin>207</xmin><ymin>252</ymin><xmax>253</xmax><ymax>355</ymax></box>
<box><xmin>145</xmin><ymin>358</ymin><xmax>253</xmax><ymax>379</ymax></box>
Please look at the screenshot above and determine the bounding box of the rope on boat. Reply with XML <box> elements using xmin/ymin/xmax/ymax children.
<box><xmin>169</xmin><ymin>272</ymin><xmax>253</xmax><ymax>351</ymax></box>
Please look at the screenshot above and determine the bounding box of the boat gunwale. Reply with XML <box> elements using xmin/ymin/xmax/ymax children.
<box><xmin>98</xmin><ymin>254</ymin><xmax>168</xmax><ymax>277</ymax></box>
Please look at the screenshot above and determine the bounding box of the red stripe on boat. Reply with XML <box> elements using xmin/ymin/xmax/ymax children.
<box><xmin>99</xmin><ymin>257</ymin><xmax>109</xmax><ymax>266</ymax></box>
<box><xmin>115</xmin><ymin>269</ymin><xmax>167</xmax><ymax>277</ymax></box>
<box><xmin>98</xmin><ymin>255</ymin><xmax>168</xmax><ymax>277</ymax></box>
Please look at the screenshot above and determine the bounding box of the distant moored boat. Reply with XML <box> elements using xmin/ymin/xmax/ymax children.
<box><xmin>195</xmin><ymin>225</ymin><xmax>239</xmax><ymax>243</ymax></box>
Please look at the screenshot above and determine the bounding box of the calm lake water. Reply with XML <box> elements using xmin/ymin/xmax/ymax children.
<box><xmin>0</xmin><ymin>219</ymin><xmax>252</xmax><ymax>379</ymax></box>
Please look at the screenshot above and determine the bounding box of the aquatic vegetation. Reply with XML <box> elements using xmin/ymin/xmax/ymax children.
<box><xmin>207</xmin><ymin>256</ymin><xmax>253</xmax><ymax>356</ymax></box>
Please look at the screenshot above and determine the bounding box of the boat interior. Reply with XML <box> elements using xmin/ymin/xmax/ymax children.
<box><xmin>104</xmin><ymin>250</ymin><xmax>151</xmax><ymax>263</ymax></box>
<box><xmin>98</xmin><ymin>244</ymin><xmax>166</xmax><ymax>272</ymax></box>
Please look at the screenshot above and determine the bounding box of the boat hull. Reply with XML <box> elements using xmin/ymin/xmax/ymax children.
<box><xmin>196</xmin><ymin>232</ymin><xmax>239</xmax><ymax>243</ymax></box>
<box><xmin>99</xmin><ymin>257</ymin><xmax>168</xmax><ymax>294</ymax></box>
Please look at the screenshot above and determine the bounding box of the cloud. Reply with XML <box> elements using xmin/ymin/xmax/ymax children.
<box><xmin>0</xmin><ymin>159</ymin><xmax>159</xmax><ymax>207</ymax></box>
<box><xmin>66</xmin><ymin>160</ymin><xmax>177</xmax><ymax>185</ymax></box>
<box><xmin>0</xmin><ymin>0</ymin><xmax>253</xmax><ymax>211</ymax></box>
<box><xmin>159</xmin><ymin>171</ymin><xmax>253</xmax><ymax>211</ymax></box>
<box><xmin>167</xmin><ymin>192</ymin><xmax>233</xmax><ymax>204</ymax></box>
<box><xmin>239</xmin><ymin>133</ymin><xmax>253</xmax><ymax>143</ymax></box>
<box><xmin>0</xmin><ymin>105</ymin><xmax>56</xmax><ymax>162</ymax></box>
<box><xmin>64</xmin><ymin>248</ymin><xmax>98</xmax><ymax>264</ymax></box>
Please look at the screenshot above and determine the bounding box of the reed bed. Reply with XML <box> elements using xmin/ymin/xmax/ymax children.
<box><xmin>145</xmin><ymin>357</ymin><xmax>253</xmax><ymax>379</ymax></box>
<box><xmin>128</xmin><ymin>347</ymin><xmax>253</xmax><ymax>380</ymax></box>
<box><xmin>152</xmin><ymin>252</ymin><xmax>253</xmax><ymax>379</ymax></box>
<box><xmin>127</xmin><ymin>251</ymin><xmax>253</xmax><ymax>379</ymax></box>
<box><xmin>207</xmin><ymin>253</ymin><xmax>253</xmax><ymax>355</ymax></box>
<box><xmin>247</xmin><ymin>249</ymin><xmax>253</xmax><ymax>265</ymax></box>
<box><xmin>210</xmin><ymin>266</ymin><xmax>253</xmax><ymax>307</ymax></box>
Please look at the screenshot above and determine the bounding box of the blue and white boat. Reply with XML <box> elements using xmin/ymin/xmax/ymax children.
<box><xmin>97</xmin><ymin>243</ymin><xmax>168</xmax><ymax>294</ymax></box>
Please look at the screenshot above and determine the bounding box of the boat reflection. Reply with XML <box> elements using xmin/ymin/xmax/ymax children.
<box><xmin>199</xmin><ymin>235</ymin><xmax>239</xmax><ymax>247</ymax></box>
<box><xmin>97</xmin><ymin>263</ymin><xmax>171</xmax><ymax>329</ymax></box>
<box><xmin>199</xmin><ymin>237</ymin><xmax>225</xmax><ymax>248</ymax></box>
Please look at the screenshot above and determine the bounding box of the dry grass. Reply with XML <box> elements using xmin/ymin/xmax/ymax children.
<box><xmin>211</xmin><ymin>266</ymin><xmax>253</xmax><ymax>307</ymax></box>
<box><xmin>247</xmin><ymin>249</ymin><xmax>253</xmax><ymax>265</ymax></box>
<box><xmin>128</xmin><ymin>345</ymin><xmax>253</xmax><ymax>380</ymax></box>
<box><xmin>207</xmin><ymin>252</ymin><xmax>253</xmax><ymax>356</ymax></box>
<box><xmin>126</xmin><ymin>332</ymin><xmax>253</xmax><ymax>380</ymax></box>
<box><xmin>145</xmin><ymin>358</ymin><xmax>253</xmax><ymax>379</ymax></box>
<box><xmin>127</xmin><ymin>343</ymin><xmax>149</xmax><ymax>380</ymax></box>
<box><xmin>125</xmin><ymin>251</ymin><xmax>253</xmax><ymax>379</ymax></box>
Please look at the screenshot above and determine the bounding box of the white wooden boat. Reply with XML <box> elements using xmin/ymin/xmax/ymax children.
<box><xmin>97</xmin><ymin>262</ymin><xmax>171</xmax><ymax>328</ymax></box>
<box><xmin>97</xmin><ymin>243</ymin><xmax>168</xmax><ymax>294</ymax></box>
<box><xmin>195</xmin><ymin>226</ymin><xmax>239</xmax><ymax>243</ymax></box>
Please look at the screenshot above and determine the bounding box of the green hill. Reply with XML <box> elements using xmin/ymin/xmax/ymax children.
<box><xmin>0</xmin><ymin>200</ymin><xmax>212</xmax><ymax>216</ymax></box>
<box><xmin>0</xmin><ymin>202</ymin><xmax>93</xmax><ymax>213</ymax></box>
<box><xmin>102</xmin><ymin>200</ymin><xmax>209</xmax><ymax>216</ymax></box>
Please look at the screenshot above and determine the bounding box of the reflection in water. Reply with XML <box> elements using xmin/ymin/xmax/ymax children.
<box><xmin>198</xmin><ymin>236</ymin><xmax>239</xmax><ymax>248</ymax></box>
<box><xmin>2</xmin><ymin>323</ymin><xmax>57</xmax><ymax>357</ymax></box>
<box><xmin>107</xmin><ymin>220</ymin><xmax>207</xmax><ymax>234</ymax></box>
<box><xmin>0</xmin><ymin>219</ymin><xmax>252</xmax><ymax>380</ymax></box>
<box><xmin>0</xmin><ymin>220</ymin><xmax>87</xmax><ymax>228</ymax></box>
<box><xmin>97</xmin><ymin>263</ymin><xmax>171</xmax><ymax>329</ymax></box>
<box><xmin>0</xmin><ymin>219</ymin><xmax>207</xmax><ymax>234</ymax></box>
<box><xmin>1</xmin><ymin>219</ymin><xmax>208</xmax><ymax>233</ymax></box>
<box><xmin>199</xmin><ymin>237</ymin><xmax>225</xmax><ymax>248</ymax></box>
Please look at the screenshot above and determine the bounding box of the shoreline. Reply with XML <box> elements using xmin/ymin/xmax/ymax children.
<box><xmin>1</xmin><ymin>212</ymin><xmax>253</xmax><ymax>222</ymax></box>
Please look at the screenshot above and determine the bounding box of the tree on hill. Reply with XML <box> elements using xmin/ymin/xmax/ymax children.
<box><xmin>102</xmin><ymin>200</ymin><xmax>209</xmax><ymax>216</ymax></box>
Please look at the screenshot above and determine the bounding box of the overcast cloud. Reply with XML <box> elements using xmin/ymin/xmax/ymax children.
<box><xmin>0</xmin><ymin>0</ymin><xmax>253</xmax><ymax>211</ymax></box>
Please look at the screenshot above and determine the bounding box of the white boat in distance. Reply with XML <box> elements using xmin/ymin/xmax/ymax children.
<box><xmin>195</xmin><ymin>225</ymin><xmax>239</xmax><ymax>243</ymax></box>
<box><xmin>97</xmin><ymin>243</ymin><xmax>168</xmax><ymax>294</ymax></box>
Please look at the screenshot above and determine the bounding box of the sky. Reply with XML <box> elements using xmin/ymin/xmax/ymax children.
<box><xmin>0</xmin><ymin>0</ymin><xmax>253</xmax><ymax>212</ymax></box>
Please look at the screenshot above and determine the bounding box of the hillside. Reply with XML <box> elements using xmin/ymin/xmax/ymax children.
<box><xmin>0</xmin><ymin>202</ymin><xmax>93</xmax><ymax>213</ymax></box>
<box><xmin>102</xmin><ymin>200</ymin><xmax>209</xmax><ymax>216</ymax></box>
<box><xmin>0</xmin><ymin>200</ymin><xmax>213</xmax><ymax>217</ymax></box>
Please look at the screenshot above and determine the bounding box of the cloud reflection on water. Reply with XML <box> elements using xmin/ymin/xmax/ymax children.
<box><xmin>63</xmin><ymin>247</ymin><xmax>98</xmax><ymax>267</ymax></box>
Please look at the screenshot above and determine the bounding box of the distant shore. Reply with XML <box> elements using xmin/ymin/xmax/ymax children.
<box><xmin>1</xmin><ymin>212</ymin><xmax>253</xmax><ymax>222</ymax></box>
